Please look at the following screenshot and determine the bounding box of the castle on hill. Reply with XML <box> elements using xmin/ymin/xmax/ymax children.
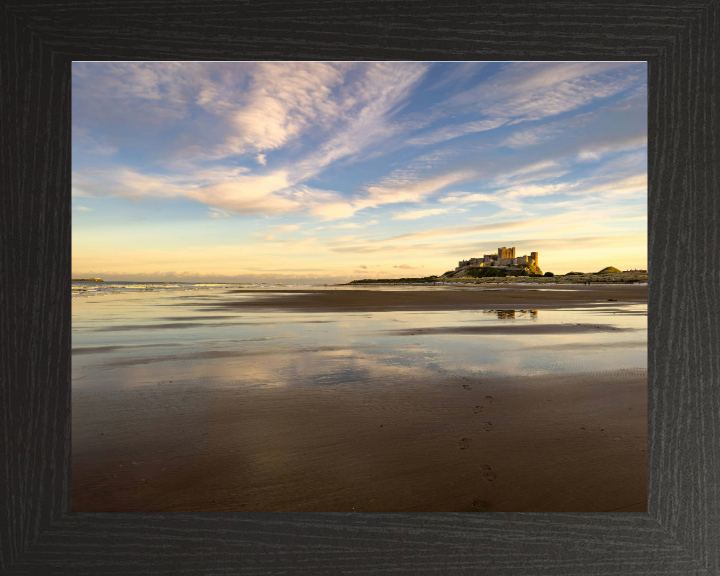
<box><xmin>455</xmin><ymin>247</ymin><xmax>538</xmax><ymax>271</ymax></box>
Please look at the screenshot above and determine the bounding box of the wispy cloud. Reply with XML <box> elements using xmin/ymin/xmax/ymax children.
<box><xmin>73</xmin><ymin>168</ymin><xmax>191</xmax><ymax>200</ymax></box>
<box><xmin>429</xmin><ymin>62</ymin><xmax>487</xmax><ymax>90</ymax></box>
<box><xmin>211</xmin><ymin>62</ymin><xmax>349</xmax><ymax>157</ymax></box>
<box><xmin>576</xmin><ymin>135</ymin><xmax>647</xmax><ymax>161</ymax></box>
<box><xmin>439</xmin><ymin>192</ymin><xmax>500</xmax><ymax>206</ymax></box>
<box><xmin>386</xmin><ymin>219</ymin><xmax>536</xmax><ymax>243</ymax></box>
<box><xmin>573</xmin><ymin>173</ymin><xmax>647</xmax><ymax>198</ymax></box>
<box><xmin>73</xmin><ymin>126</ymin><xmax>119</xmax><ymax>156</ymax></box>
<box><xmin>393</xmin><ymin>208</ymin><xmax>454</xmax><ymax>220</ymax></box>
<box><xmin>293</xmin><ymin>63</ymin><xmax>430</xmax><ymax>178</ymax></box>
<box><xmin>448</xmin><ymin>62</ymin><xmax>640</xmax><ymax>122</ymax></box>
<box><xmin>362</xmin><ymin>169</ymin><xmax>475</xmax><ymax>208</ymax></box>
<box><xmin>406</xmin><ymin>118</ymin><xmax>507</xmax><ymax>147</ymax></box>
<box><xmin>500</xmin><ymin>112</ymin><xmax>596</xmax><ymax>149</ymax></box>
<box><xmin>331</xmin><ymin>220</ymin><xmax>379</xmax><ymax>229</ymax></box>
<box><xmin>396</xmin><ymin>62</ymin><xmax>641</xmax><ymax>150</ymax></box>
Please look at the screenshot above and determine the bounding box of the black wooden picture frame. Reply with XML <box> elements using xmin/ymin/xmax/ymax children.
<box><xmin>1</xmin><ymin>2</ymin><xmax>718</xmax><ymax>574</ymax></box>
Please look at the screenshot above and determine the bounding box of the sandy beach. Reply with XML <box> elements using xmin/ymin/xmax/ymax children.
<box><xmin>214</xmin><ymin>283</ymin><xmax>648</xmax><ymax>313</ymax></box>
<box><xmin>72</xmin><ymin>284</ymin><xmax>647</xmax><ymax>512</ymax></box>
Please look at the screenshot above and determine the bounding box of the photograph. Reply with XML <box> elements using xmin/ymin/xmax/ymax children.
<box><xmin>71</xmin><ymin>61</ymin><xmax>648</xmax><ymax>513</ymax></box>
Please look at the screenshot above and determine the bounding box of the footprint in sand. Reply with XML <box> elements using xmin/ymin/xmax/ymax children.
<box><xmin>473</xmin><ymin>405</ymin><xmax>484</xmax><ymax>413</ymax></box>
<box><xmin>472</xmin><ymin>500</ymin><xmax>490</xmax><ymax>510</ymax></box>
<box><xmin>485</xmin><ymin>395</ymin><xmax>493</xmax><ymax>403</ymax></box>
<box><xmin>458</xmin><ymin>438</ymin><xmax>471</xmax><ymax>449</ymax></box>
<box><xmin>481</xmin><ymin>465</ymin><xmax>497</xmax><ymax>481</ymax></box>
<box><xmin>463</xmin><ymin>384</ymin><xmax>472</xmax><ymax>390</ymax></box>
<box><xmin>483</xmin><ymin>422</ymin><xmax>493</xmax><ymax>432</ymax></box>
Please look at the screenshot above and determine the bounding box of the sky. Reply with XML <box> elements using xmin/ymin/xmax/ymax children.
<box><xmin>72</xmin><ymin>61</ymin><xmax>647</xmax><ymax>283</ymax></box>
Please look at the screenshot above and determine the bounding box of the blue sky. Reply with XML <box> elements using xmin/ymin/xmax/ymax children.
<box><xmin>72</xmin><ymin>61</ymin><xmax>647</xmax><ymax>282</ymax></box>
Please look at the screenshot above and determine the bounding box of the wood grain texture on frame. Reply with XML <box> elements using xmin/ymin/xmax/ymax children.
<box><xmin>1</xmin><ymin>1</ymin><xmax>718</xmax><ymax>574</ymax></box>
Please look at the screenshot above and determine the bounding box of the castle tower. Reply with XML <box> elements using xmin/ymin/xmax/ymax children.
<box><xmin>498</xmin><ymin>247</ymin><xmax>514</xmax><ymax>259</ymax></box>
<box><xmin>531</xmin><ymin>252</ymin><xmax>538</xmax><ymax>266</ymax></box>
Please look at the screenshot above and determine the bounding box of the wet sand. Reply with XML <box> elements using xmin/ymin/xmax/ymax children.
<box><xmin>72</xmin><ymin>285</ymin><xmax>647</xmax><ymax>513</ymax></box>
<box><xmin>211</xmin><ymin>284</ymin><xmax>647</xmax><ymax>313</ymax></box>
<box><xmin>72</xmin><ymin>370</ymin><xmax>646</xmax><ymax>513</ymax></box>
<box><xmin>384</xmin><ymin>324</ymin><xmax>635</xmax><ymax>336</ymax></box>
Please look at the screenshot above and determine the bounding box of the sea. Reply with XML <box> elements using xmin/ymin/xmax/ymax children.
<box><xmin>71</xmin><ymin>280</ymin><xmax>303</xmax><ymax>298</ymax></box>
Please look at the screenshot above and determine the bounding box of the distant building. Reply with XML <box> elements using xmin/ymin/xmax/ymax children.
<box><xmin>623</xmin><ymin>269</ymin><xmax>647</xmax><ymax>273</ymax></box>
<box><xmin>456</xmin><ymin>247</ymin><xmax>538</xmax><ymax>271</ymax></box>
